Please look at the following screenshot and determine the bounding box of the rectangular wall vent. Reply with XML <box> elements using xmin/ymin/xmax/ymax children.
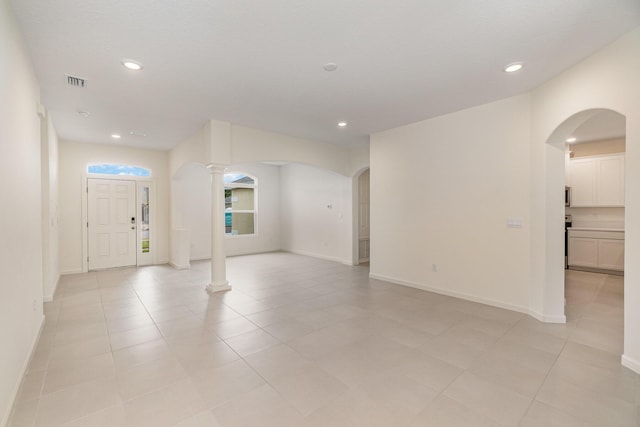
<box><xmin>66</xmin><ymin>75</ymin><xmax>86</xmax><ymax>87</ymax></box>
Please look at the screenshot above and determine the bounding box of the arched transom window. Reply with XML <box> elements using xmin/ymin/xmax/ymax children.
<box><xmin>87</xmin><ymin>164</ymin><xmax>151</xmax><ymax>177</ymax></box>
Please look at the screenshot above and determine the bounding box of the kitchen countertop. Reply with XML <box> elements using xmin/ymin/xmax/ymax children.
<box><xmin>568</xmin><ymin>227</ymin><xmax>625</xmax><ymax>232</ymax></box>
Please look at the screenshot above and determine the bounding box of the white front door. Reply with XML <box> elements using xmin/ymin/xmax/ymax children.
<box><xmin>88</xmin><ymin>178</ymin><xmax>137</xmax><ymax>270</ymax></box>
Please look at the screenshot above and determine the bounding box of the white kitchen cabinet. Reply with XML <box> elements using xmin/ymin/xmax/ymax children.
<box><xmin>597</xmin><ymin>155</ymin><xmax>625</xmax><ymax>206</ymax></box>
<box><xmin>597</xmin><ymin>239</ymin><xmax>625</xmax><ymax>270</ymax></box>
<box><xmin>570</xmin><ymin>158</ymin><xmax>597</xmax><ymax>206</ymax></box>
<box><xmin>568</xmin><ymin>229</ymin><xmax>624</xmax><ymax>271</ymax></box>
<box><xmin>568</xmin><ymin>237</ymin><xmax>598</xmax><ymax>268</ymax></box>
<box><xmin>569</xmin><ymin>154</ymin><xmax>624</xmax><ymax>207</ymax></box>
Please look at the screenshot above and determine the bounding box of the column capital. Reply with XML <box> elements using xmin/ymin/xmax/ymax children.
<box><xmin>206</xmin><ymin>164</ymin><xmax>227</xmax><ymax>174</ymax></box>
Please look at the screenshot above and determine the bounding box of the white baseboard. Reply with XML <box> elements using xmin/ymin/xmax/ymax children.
<box><xmin>2</xmin><ymin>314</ymin><xmax>45</xmax><ymax>427</ymax></box>
<box><xmin>368</xmin><ymin>272</ymin><xmax>531</xmax><ymax>316</ymax></box>
<box><xmin>189</xmin><ymin>248</ymin><xmax>284</xmax><ymax>262</ymax></box>
<box><xmin>43</xmin><ymin>274</ymin><xmax>61</xmax><ymax>302</ymax></box>
<box><xmin>528</xmin><ymin>309</ymin><xmax>566</xmax><ymax>324</ymax></box>
<box><xmin>227</xmin><ymin>248</ymin><xmax>285</xmax><ymax>258</ymax></box>
<box><xmin>621</xmin><ymin>354</ymin><xmax>640</xmax><ymax>375</ymax></box>
<box><xmin>282</xmin><ymin>249</ymin><xmax>351</xmax><ymax>266</ymax></box>
<box><xmin>60</xmin><ymin>268</ymin><xmax>82</xmax><ymax>276</ymax></box>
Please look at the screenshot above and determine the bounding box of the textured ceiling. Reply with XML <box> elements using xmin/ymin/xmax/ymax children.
<box><xmin>9</xmin><ymin>0</ymin><xmax>640</xmax><ymax>150</ymax></box>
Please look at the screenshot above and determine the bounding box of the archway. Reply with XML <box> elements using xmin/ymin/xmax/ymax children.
<box><xmin>545</xmin><ymin>108</ymin><xmax>626</xmax><ymax>355</ymax></box>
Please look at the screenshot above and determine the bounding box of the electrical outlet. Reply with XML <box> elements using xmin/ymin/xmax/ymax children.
<box><xmin>432</xmin><ymin>264</ymin><xmax>437</xmax><ymax>272</ymax></box>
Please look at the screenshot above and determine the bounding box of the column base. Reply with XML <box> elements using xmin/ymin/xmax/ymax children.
<box><xmin>169</xmin><ymin>261</ymin><xmax>190</xmax><ymax>270</ymax></box>
<box><xmin>206</xmin><ymin>281</ymin><xmax>231</xmax><ymax>293</ymax></box>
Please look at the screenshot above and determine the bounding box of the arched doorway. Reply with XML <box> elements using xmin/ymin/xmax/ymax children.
<box><xmin>545</xmin><ymin>108</ymin><xmax>626</xmax><ymax>357</ymax></box>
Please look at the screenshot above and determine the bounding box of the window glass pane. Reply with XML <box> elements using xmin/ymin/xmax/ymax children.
<box><xmin>224</xmin><ymin>173</ymin><xmax>254</xmax><ymax>185</ymax></box>
<box><xmin>141</xmin><ymin>187</ymin><xmax>150</xmax><ymax>253</ymax></box>
<box><xmin>225</xmin><ymin>211</ymin><xmax>232</xmax><ymax>234</ymax></box>
<box><xmin>87</xmin><ymin>164</ymin><xmax>151</xmax><ymax>177</ymax></box>
<box><xmin>228</xmin><ymin>213</ymin><xmax>254</xmax><ymax>235</ymax></box>
<box><xmin>230</xmin><ymin>187</ymin><xmax>254</xmax><ymax>210</ymax></box>
<box><xmin>225</xmin><ymin>188</ymin><xmax>232</xmax><ymax>210</ymax></box>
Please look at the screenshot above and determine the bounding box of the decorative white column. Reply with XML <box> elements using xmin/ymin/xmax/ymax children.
<box><xmin>206</xmin><ymin>165</ymin><xmax>231</xmax><ymax>292</ymax></box>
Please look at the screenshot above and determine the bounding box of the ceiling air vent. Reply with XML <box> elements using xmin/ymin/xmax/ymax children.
<box><xmin>66</xmin><ymin>74</ymin><xmax>86</xmax><ymax>88</ymax></box>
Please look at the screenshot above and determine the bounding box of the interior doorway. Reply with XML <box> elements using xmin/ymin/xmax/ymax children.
<box><xmin>356</xmin><ymin>168</ymin><xmax>370</xmax><ymax>264</ymax></box>
<box><xmin>552</xmin><ymin>109</ymin><xmax>626</xmax><ymax>357</ymax></box>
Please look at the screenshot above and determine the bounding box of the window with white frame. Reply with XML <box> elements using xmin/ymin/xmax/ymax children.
<box><xmin>224</xmin><ymin>173</ymin><xmax>256</xmax><ymax>236</ymax></box>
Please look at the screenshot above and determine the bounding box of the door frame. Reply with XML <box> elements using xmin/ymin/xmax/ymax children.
<box><xmin>351</xmin><ymin>167</ymin><xmax>370</xmax><ymax>266</ymax></box>
<box><xmin>81</xmin><ymin>174</ymin><xmax>156</xmax><ymax>272</ymax></box>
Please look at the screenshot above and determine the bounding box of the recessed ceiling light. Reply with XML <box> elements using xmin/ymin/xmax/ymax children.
<box><xmin>566</xmin><ymin>137</ymin><xmax>577</xmax><ymax>143</ymax></box>
<box><xmin>504</xmin><ymin>62</ymin><xmax>524</xmax><ymax>73</ymax></box>
<box><xmin>122</xmin><ymin>59</ymin><xmax>143</xmax><ymax>71</ymax></box>
<box><xmin>129</xmin><ymin>131</ymin><xmax>147</xmax><ymax>137</ymax></box>
<box><xmin>337</xmin><ymin>121</ymin><xmax>347</xmax><ymax>127</ymax></box>
<box><xmin>323</xmin><ymin>63</ymin><xmax>338</xmax><ymax>72</ymax></box>
<box><xmin>111</xmin><ymin>134</ymin><xmax>122</xmax><ymax>139</ymax></box>
<box><xmin>77</xmin><ymin>110</ymin><xmax>90</xmax><ymax>117</ymax></box>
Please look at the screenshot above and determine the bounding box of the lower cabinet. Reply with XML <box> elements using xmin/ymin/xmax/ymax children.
<box><xmin>568</xmin><ymin>237</ymin><xmax>598</xmax><ymax>268</ymax></box>
<box><xmin>597</xmin><ymin>239</ymin><xmax>625</xmax><ymax>270</ymax></box>
<box><xmin>568</xmin><ymin>229</ymin><xmax>624</xmax><ymax>271</ymax></box>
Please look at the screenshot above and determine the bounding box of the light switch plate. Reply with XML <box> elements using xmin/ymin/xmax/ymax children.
<box><xmin>507</xmin><ymin>218</ymin><xmax>523</xmax><ymax>228</ymax></box>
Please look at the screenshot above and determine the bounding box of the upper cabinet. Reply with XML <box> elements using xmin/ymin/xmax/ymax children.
<box><xmin>570</xmin><ymin>158</ymin><xmax>597</xmax><ymax>206</ymax></box>
<box><xmin>569</xmin><ymin>154</ymin><xmax>624</xmax><ymax>207</ymax></box>
<box><xmin>596</xmin><ymin>155</ymin><xmax>625</xmax><ymax>206</ymax></box>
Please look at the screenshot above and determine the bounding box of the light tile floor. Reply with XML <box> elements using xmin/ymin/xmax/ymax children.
<box><xmin>8</xmin><ymin>253</ymin><xmax>639</xmax><ymax>426</ymax></box>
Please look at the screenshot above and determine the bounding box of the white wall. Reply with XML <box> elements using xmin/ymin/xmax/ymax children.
<box><xmin>41</xmin><ymin>113</ymin><xmax>60</xmax><ymax>300</ymax></box>
<box><xmin>0</xmin><ymin>1</ymin><xmax>45</xmax><ymax>423</ymax></box>
<box><xmin>177</xmin><ymin>164</ymin><xmax>211</xmax><ymax>260</ymax></box>
<box><xmin>348</xmin><ymin>144</ymin><xmax>371</xmax><ymax>177</ymax></box>
<box><xmin>175</xmin><ymin>162</ymin><xmax>281</xmax><ymax>260</ymax></box>
<box><xmin>280</xmin><ymin>163</ymin><xmax>353</xmax><ymax>264</ymax></box>
<box><xmin>169</xmin><ymin>126</ymin><xmax>209</xmax><ymax>178</ymax></box>
<box><xmin>169</xmin><ymin>121</ymin><xmax>367</xmax><ymax>177</ymax></box>
<box><xmin>58</xmin><ymin>141</ymin><xmax>170</xmax><ymax>273</ymax></box>
<box><xmin>231</xmin><ymin>126</ymin><xmax>351</xmax><ymax>175</ymax></box>
<box><xmin>370</xmin><ymin>94</ymin><xmax>532</xmax><ymax>313</ymax></box>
